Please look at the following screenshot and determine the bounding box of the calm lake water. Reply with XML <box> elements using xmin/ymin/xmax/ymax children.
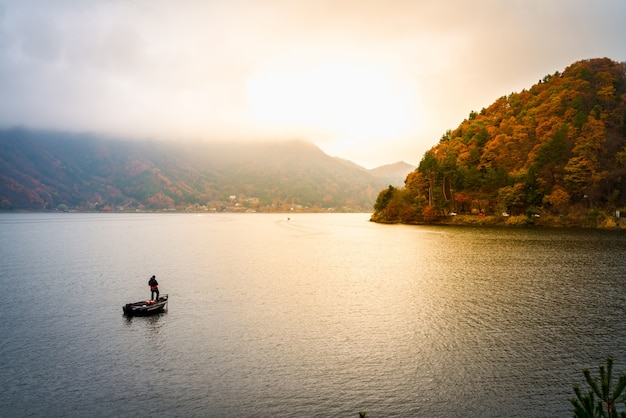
<box><xmin>2</xmin><ymin>212</ymin><xmax>626</xmax><ymax>417</ymax></box>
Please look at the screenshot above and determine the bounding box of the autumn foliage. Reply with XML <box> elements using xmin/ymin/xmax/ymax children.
<box><xmin>372</xmin><ymin>58</ymin><xmax>626</xmax><ymax>227</ymax></box>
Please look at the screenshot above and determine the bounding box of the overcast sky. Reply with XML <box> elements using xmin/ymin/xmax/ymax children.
<box><xmin>1</xmin><ymin>0</ymin><xmax>625</xmax><ymax>168</ymax></box>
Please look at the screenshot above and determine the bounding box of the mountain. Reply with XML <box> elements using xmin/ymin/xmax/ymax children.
<box><xmin>370</xmin><ymin>161</ymin><xmax>416</xmax><ymax>186</ymax></box>
<box><xmin>372</xmin><ymin>57</ymin><xmax>626</xmax><ymax>228</ymax></box>
<box><xmin>0</xmin><ymin>129</ymin><xmax>389</xmax><ymax>212</ymax></box>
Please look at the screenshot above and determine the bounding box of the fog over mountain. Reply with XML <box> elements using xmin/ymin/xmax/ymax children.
<box><xmin>0</xmin><ymin>129</ymin><xmax>406</xmax><ymax>211</ymax></box>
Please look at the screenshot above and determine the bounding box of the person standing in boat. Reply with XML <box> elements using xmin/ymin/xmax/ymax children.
<box><xmin>149</xmin><ymin>275</ymin><xmax>159</xmax><ymax>301</ymax></box>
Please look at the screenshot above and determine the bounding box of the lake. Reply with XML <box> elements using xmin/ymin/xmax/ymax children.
<box><xmin>1</xmin><ymin>212</ymin><xmax>626</xmax><ymax>417</ymax></box>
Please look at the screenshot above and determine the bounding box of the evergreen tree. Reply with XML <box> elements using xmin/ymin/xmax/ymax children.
<box><xmin>571</xmin><ymin>357</ymin><xmax>626</xmax><ymax>418</ymax></box>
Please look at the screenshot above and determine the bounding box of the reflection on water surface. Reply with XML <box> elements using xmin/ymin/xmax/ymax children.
<box><xmin>1</xmin><ymin>213</ymin><xmax>626</xmax><ymax>417</ymax></box>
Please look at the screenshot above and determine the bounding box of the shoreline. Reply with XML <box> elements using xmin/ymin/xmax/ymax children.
<box><xmin>371</xmin><ymin>213</ymin><xmax>626</xmax><ymax>230</ymax></box>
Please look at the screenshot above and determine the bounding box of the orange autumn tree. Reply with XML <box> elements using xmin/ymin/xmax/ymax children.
<box><xmin>372</xmin><ymin>58</ymin><xmax>626</xmax><ymax>224</ymax></box>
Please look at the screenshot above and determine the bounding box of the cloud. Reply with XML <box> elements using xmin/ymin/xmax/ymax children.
<box><xmin>0</xmin><ymin>0</ymin><xmax>625</xmax><ymax>168</ymax></box>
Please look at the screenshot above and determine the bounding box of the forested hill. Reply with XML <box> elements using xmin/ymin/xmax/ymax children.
<box><xmin>372</xmin><ymin>57</ymin><xmax>626</xmax><ymax>228</ymax></box>
<box><xmin>0</xmin><ymin>130</ymin><xmax>393</xmax><ymax>212</ymax></box>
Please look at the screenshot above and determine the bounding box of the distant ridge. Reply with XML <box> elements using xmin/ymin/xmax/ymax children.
<box><xmin>370</xmin><ymin>161</ymin><xmax>416</xmax><ymax>186</ymax></box>
<box><xmin>0</xmin><ymin>129</ymin><xmax>392</xmax><ymax>212</ymax></box>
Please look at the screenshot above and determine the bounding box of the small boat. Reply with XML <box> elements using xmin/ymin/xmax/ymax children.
<box><xmin>123</xmin><ymin>294</ymin><xmax>168</xmax><ymax>316</ymax></box>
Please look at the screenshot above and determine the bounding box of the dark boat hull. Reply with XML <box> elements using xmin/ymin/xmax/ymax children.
<box><xmin>123</xmin><ymin>295</ymin><xmax>168</xmax><ymax>316</ymax></box>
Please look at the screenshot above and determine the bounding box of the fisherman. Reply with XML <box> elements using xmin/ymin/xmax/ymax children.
<box><xmin>148</xmin><ymin>275</ymin><xmax>159</xmax><ymax>301</ymax></box>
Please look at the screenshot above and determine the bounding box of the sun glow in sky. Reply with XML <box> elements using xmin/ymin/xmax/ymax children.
<box><xmin>1</xmin><ymin>0</ymin><xmax>625</xmax><ymax>168</ymax></box>
<box><xmin>246</xmin><ymin>58</ymin><xmax>422</xmax><ymax>142</ymax></box>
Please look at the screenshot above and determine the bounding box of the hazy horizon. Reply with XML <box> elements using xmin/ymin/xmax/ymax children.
<box><xmin>1</xmin><ymin>0</ymin><xmax>625</xmax><ymax>168</ymax></box>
